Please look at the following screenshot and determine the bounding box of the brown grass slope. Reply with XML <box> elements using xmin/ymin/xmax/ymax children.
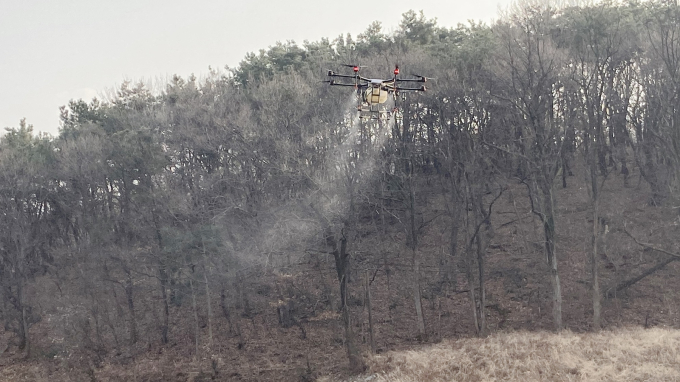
<box><xmin>354</xmin><ymin>327</ymin><xmax>680</xmax><ymax>382</ymax></box>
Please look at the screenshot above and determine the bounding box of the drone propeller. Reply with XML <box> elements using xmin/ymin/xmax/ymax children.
<box><xmin>341</xmin><ymin>64</ymin><xmax>366</xmax><ymax>73</ymax></box>
<box><xmin>410</xmin><ymin>73</ymin><xmax>433</xmax><ymax>82</ymax></box>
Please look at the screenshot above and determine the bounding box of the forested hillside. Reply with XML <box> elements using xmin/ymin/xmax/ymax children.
<box><xmin>2</xmin><ymin>2</ymin><xmax>680</xmax><ymax>381</ymax></box>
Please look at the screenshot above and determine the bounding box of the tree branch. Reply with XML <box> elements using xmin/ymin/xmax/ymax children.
<box><xmin>604</xmin><ymin>226</ymin><xmax>680</xmax><ymax>298</ymax></box>
<box><xmin>622</xmin><ymin>226</ymin><xmax>680</xmax><ymax>259</ymax></box>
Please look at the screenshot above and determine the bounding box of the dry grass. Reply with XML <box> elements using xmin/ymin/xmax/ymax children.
<box><xmin>353</xmin><ymin>327</ymin><xmax>680</xmax><ymax>382</ymax></box>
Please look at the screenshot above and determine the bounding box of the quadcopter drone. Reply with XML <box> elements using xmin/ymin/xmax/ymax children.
<box><xmin>324</xmin><ymin>64</ymin><xmax>429</xmax><ymax>119</ymax></box>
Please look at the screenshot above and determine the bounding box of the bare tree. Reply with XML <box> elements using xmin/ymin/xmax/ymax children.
<box><xmin>494</xmin><ymin>5</ymin><xmax>567</xmax><ymax>330</ymax></box>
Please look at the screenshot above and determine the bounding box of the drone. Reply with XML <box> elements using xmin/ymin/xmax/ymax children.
<box><xmin>324</xmin><ymin>64</ymin><xmax>429</xmax><ymax>119</ymax></box>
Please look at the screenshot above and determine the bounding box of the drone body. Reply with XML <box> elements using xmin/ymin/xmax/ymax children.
<box><xmin>324</xmin><ymin>65</ymin><xmax>429</xmax><ymax>119</ymax></box>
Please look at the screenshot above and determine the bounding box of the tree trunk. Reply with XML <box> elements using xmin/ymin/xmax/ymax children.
<box><xmin>220</xmin><ymin>287</ymin><xmax>244</xmax><ymax>348</ymax></box>
<box><xmin>21</xmin><ymin>305</ymin><xmax>30</xmax><ymax>357</ymax></box>
<box><xmin>364</xmin><ymin>271</ymin><xmax>375</xmax><ymax>354</ymax></box>
<box><xmin>446</xmin><ymin>192</ymin><xmax>461</xmax><ymax>289</ymax></box>
<box><xmin>159</xmin><ymin>265</ymin><xmax>170</xmax><ymax>344</ymax></box>
<box><xmin>542</xmin><ymin>188</ymin><xmax>562</xmax><ymax>331</ymax></box>
<box><xmin>465</xmin><ymin>249</ymin><xmax>480</xmax><ymax>335</ymax></box>
<box><xmin>409</xmin><ymin>174</ymin><xmax>426</xmax><ymax>339</ymax></box>
<box><xmin>472</xmin><ymin>189</ymin><xmax>492</xmax><ymax>337</ymax></box>
<box><xmin>189</xmin><ymin>275</ymin><xmax>200</xmax><ymax>357</ymax></box>
<box><xmin>329</xmin><ymin>225</ymin><xmax>364</xmax><ymax>372</ymax></box>
<box><xmin>642</xmin><ymin>142</ymin><xmax>665</xmax><ymax>205</ymax></box>
<box><xmin>124</xmin><ymin>272</ymin><xmax>138</xmax><ymax>345</ymax></box>
<box><xmin>412</xmin><ymin>248</ymin><xmax>426</xmax><ymax>339</ymax></box>
<box><xmin>152</xmin><ymin>207</ymin><xmax>169</xmax><ymax>344</ymax></box>
<box><xmin>333</xmin><ymin>230</ymin><xmax>350</xmax><ymax>310</ymax></box>
<box><xmin>535</xmin><ymin>178</ymin><xmax>563</xmax><ymax>331</ymax></box>
<box><xmin>591</xmin><ymin>173</ymin><xmax>601</xmax><ymax>330</ymax></box>
<box><xmin>201</xmin><ymin>237</ymin><xmax>213</xmax><ymax>349</ymax></box>
<box><xmin>342</xmin><ymin>301</ymin><xmax>363</xmax><ymax>372</ymax></box>
<box><xmin>203</xmin><ymin>268</ymin><xmax>213</xmax><ymax>349</ymax></box>
<box><xmin>17</xmin><ymin>281</ymin><xmax>30</xmax><ymax>356</ymax></box>
<box><xmin>606</xmin><ymin>256</ymin><xmax>677</xmax><ymax>298</ymax></box>
<box><xmin>476</xmin><ymin>231</ymin><xmax>487</xmax><ymax>337</ymax></box>
<box><xmin>341</xmin><ymin>268</ymin><xmax>364</xmax><ymax>372</ymax></box>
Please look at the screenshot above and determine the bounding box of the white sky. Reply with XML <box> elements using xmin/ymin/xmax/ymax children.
<box><xmin>1</xmin><ymin>0</ymin><xmax>511</xmax><ymax>136</ymax></box>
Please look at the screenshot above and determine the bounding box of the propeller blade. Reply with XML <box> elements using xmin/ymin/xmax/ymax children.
<box><xmin>341</xmin><ymin>64</ymin><xmax>367</xmax><ymax>73</ymax></box>
<box><xmin>410</xmin><ymin>73</ymin><xmax>434</xmax><ymax>81</ymax></box>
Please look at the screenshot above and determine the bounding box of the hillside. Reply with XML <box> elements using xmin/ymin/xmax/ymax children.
<box><xmin>1</xmin><ymin>159</ymin><xmax>680</xmax><ymax>381</ymax></box>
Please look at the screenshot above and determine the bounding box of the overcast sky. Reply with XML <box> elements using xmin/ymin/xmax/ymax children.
<box><xmin>1</xmin><ymin>0</ymin><xmax>511</xmax><ymax>136</ymax></box>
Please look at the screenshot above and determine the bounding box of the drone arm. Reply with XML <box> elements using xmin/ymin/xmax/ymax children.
<box><xmin>396</xmin><ymin>78</ymin><xmax>427</xmax><ymax>83</ymax></box>
<box><xmin>395</xmin><ymin>86</ymin><xmax>427</xmax><ymax>92</ymax></box>
<box><xmin>328</xmin><ymin>73</ymin><xmax>358</xmax><ymax>79</ymax></box>
<box><xmin>329</xmin><ymin>82</ymin><xmax>366</xmax><ymax>88</ymax></box>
